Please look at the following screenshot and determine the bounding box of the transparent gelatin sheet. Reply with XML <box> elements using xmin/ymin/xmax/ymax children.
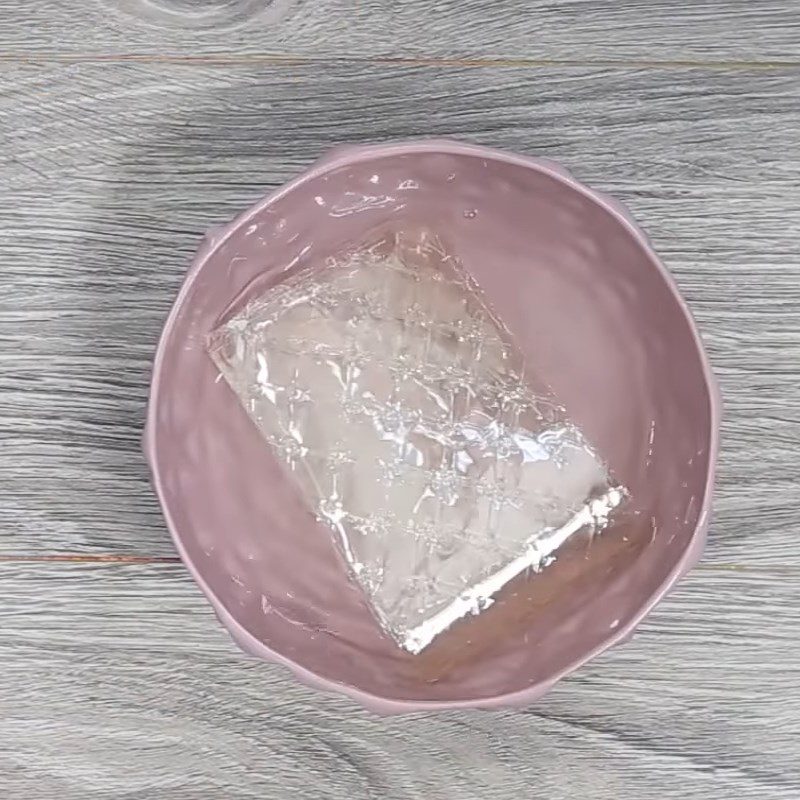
<box><xmin>208</xmin><ymin>229</ymin><xmax>625</xmax><ymax>653</ymax></box>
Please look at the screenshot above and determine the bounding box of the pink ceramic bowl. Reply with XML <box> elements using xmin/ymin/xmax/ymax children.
<box><xmin>145</xmin><ymin>141</ymin><xmax>720</xmax><ymax>713</ymax></box>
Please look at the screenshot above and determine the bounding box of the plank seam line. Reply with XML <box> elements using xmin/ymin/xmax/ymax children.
<box><xmin>0</xmin><ymin>54</ymin><xmax>798</xmax><ymax>70</ymax></box>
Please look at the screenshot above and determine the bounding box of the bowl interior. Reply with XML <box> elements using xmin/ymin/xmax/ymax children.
<box><xmin>149</xmin><ymin>146</ymin><xmax>714</xmax><ymax>704</ymax></box>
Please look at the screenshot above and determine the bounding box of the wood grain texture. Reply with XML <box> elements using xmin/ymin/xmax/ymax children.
<box><xmin>1</xmin><ymin>561</ymin><xmax>799</xmax><ymax>799</ymax></box>
<box><xmin>2</xmin><ymin>62</ymin><xmax>799</xmax><ymax>560</ymax></box>
<box><xmin>2</xmin><ymin>4</ymin><xmax>800</xmax><ymax>795</ymax></box>
<box><xmin>1</xmin><ymin>0</ymin><xmax>799</xmax><ymax>62</ymax></box>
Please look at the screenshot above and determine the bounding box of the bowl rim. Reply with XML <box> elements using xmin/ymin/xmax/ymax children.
<box><xmin>145</xmin><ymin>139</ymin><xmax>722</xmax><ymax>713</ymax></box>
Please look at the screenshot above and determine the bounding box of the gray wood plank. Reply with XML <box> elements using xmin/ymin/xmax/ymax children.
<box><xmin>1</xmin><ymin>561</ymin><xmax>798</xmax><ymax>799</ymax></box>
<box><xmin>1</xmin><ymin>0</ymin><xmax>799</xmax><ymax>62</ymax></box>
<box><xmin>2</xmin><ymin>62</ymin><xmax>799</xmax><ymax>559</ymax></box>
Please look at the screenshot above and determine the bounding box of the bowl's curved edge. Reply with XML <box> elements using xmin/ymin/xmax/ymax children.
<box><xmin>144</xmin><ymin>139</ymin><xmax>722</xmax><ymax>714</ymax></box>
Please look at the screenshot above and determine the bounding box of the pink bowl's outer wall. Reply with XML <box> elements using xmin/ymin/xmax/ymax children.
<box><xmin>145</xmin><ymin>140</ymin><xmax>721</xmax><ymax>714</ymax></box>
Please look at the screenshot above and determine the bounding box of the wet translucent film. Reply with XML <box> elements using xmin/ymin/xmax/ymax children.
<box><xmin>208</xmin><ymin>229</ymin><xmax>625</xmax><ymax>653</ymax></box>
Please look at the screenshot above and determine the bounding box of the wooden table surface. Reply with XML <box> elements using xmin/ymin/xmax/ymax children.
<box><xmin>2</xmin><ymin>2</ymin><xmax>799</xmax><ymax>798</ymax></box>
